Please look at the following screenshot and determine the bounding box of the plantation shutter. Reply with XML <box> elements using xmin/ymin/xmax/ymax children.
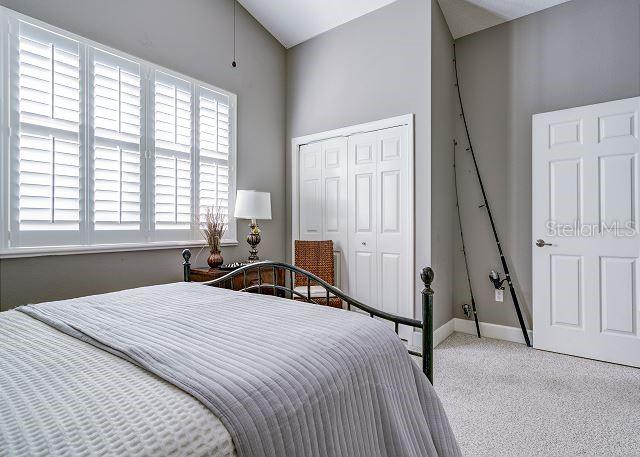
<box><xmin>198</xmin><ymin>87</ymin><xmax>230</xmax><ymax>221</ymax></box>
<box><xmin>91</xmin><ymin>49</ymin><xmax>142</xmax><ymax>235</ymax></box>
<box><xmin>153</xmin><ymin>71</ymin><xmax>192</xmax><ymax>231</ymax></box>
<box><xmin>2</xmin><ymin>9</ymin><xmax>237</xmax><ymax>253</ymax></box>
<box><xmin>13</xmin><ymin>21</ymin><xmax>83</xmax><ymax>245</ymax></box>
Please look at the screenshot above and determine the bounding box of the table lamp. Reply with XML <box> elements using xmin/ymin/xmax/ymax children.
<box><xmin>234</xmin><ymin>190</ymin><xmax>272</xmax><ymax>262</ymax></box>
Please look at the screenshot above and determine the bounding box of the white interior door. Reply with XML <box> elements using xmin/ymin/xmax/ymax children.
<box><xmin>348</xmin><ymin>126</ymin><xmax>412</xmax><ymax>339</ymax></box>
<box><xmin>299</xmin><ymin>138</ymin><xmax>348</xmax><ymax>289</ymax></box>
<box><xmin>532</xmin><ymin>96</ymin><xmax>640</xmax><ymax>367</ymax></box>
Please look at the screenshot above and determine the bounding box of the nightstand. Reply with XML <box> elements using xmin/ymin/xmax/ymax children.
<box><xmin>188</xmin><ymin>267</ymin><xmax>235</xmax><ymax>283</ymax></box>
<box><xmin>188</xmin><ymin>265</ymin><xmax>285</xmax><ymax>296</ymax></box>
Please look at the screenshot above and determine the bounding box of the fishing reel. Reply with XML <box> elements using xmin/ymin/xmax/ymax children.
<box><xmin>462</xmin><ymin>303</ymin><xmax>472</xmax><ymax>318</ymax></box>
<box><xmin>489</xmin><ymin>270</ymin><xmax>506</xmax><ymax>290</ymax></box>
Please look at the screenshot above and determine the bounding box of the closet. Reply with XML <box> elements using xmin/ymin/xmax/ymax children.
<box><xmin>294</xmin><ymin>117</ymin><xmax>413</xmax><ymax>330</ymax></box>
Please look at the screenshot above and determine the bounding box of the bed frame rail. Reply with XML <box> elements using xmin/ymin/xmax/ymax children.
<box><xmin>181</xmin><ymin>250</ymin><xmax>434</xmax><ymax>383</ymax></box>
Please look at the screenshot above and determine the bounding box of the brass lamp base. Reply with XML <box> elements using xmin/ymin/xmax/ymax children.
<box><xmin>246</xmin><ymin>222</ymin><xmax>261</xmax><ymax>262</ymax></box>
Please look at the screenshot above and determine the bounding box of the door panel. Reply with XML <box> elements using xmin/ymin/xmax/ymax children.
<box><xmin>381</xmin><ymin>136</ymin><xmax>401</xmax><ymax>161</ymax></box>
<box><xmin>298</xmin><ymin>138</ymin><xmax>348</xmax><ymax>289</ymax></box>
<box><xmin>355</xmin><ymin>173</ymin><xmax>374</xmax><ymax>232</ymax></box>
<box><xmin>354</xmin><ymin>251</ymin><xmax>375</xmax><ymax>305</ymax></box>
<box><xmin>600</xmin><ymin>257</ymin><xmax>637</xmax><ymax>336</ymax></box>
<box><xmin>381</xmin><ymin>171</ymin><xmax>400</xmax><ymax>233</ymax></box>
<box><xmin>348</xmin><ymin>126</ymin><xmax>412</xmax><ymax>339</ymax></box>
<box><xmin>380</xmin><ymin>253</ymin><xmax>400</xmax><ymax>315</ymax></box>
<box><xmin>324</xmin><ymin>177</ymin><xmax>340</xmax><ymax>232</ymax></box>
<box><xmin>549</xmin><ymin>159</ymin><xmax>582</xmax><ymax>226</ymax></box>
<box><xmin>599</xmin><ymin>112</ymin><xmax>636</xmax><ymax>142</ymax></box>
<box><xmin>322</xmin><ymin>138</ymin><xmax>349</xmax><ymax>290</ymax></box>
<box><xmin>549</xmin><ymin>120</ymin><xmax>582</xmax><ymax>148</ymax></box>
<box><xmin>599</xmin><ymin>154</ymin><xmax>635</xmax><ymax>233</ymax></box>
<box><xmin>348</xmin><ymin>133</ymin><xmax>378</xmax><ymax>308</ymax></box>
<box><xmin>550</xmin><ymin>255</ymin><xmax>583</xmax><ymax>328</ymax></box>
<box><xmin>301</xmin><ymin>180</ymin><xmax>322</xmax><ymax>235</ymax></box>
<box><xmin>533</xmin><ymin>96</ymin><xmax>640</xmax><ymax>367</ymax></box>
<box><xmin>299</xmin><ymin>143</ymin><xmax>323</xmax><ymax>241</ymax></box>
<box><xmin>376</xmin><ymin>126</ymin><xmax>410</xmax><ymax>324</ymax></box>
<box><xmin>356</xmin><ymin>143</ymin><xmax>374</xmax><ymax>164</ymax></box>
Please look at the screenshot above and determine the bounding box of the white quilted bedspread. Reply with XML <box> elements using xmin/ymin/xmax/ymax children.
<box><xmin>0</xmin><ymin>310</ymin><xmax>236</xmax><ymax>457</ymax></box>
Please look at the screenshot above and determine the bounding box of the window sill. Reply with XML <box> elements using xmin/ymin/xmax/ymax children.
<box><xmin>0</xmin><ymin>240</ymin><xmax>239</xmax><ymax>259</ymax></box>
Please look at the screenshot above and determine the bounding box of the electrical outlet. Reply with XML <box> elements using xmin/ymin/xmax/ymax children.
<box><xmin>495</xmin><ymin>289</ymin><xmax>504</xmax><ymax>302</ymax></box>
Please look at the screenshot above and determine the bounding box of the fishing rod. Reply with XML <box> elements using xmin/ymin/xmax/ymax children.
<box><xmin>453</xmin><ymin>43</ymin><xmax>532</xmax><ymax>347</ymax></box>
<box><xmin>453</xmin><ymin>139</ymin><xmax>481</xmax><ymax>338</ymax></box>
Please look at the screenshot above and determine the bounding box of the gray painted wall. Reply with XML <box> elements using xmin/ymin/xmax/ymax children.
<box><xmin>452</xmin><ymin>0</ymin><xmax>640</xmax><ymax>328</ymax></box>
<box><xmin>0</xmin><ymin>0</ymin><xmax>286</xmax><ymax>310</ymax></box>
<box><xmin>286</xmin><ymin>0</ymin><xmax>449</xmax><ymax>327</ymax></box>
<box><xmin>4</xmin><ymin>0</ymin><xmax>630</xmax><ymax>333</ymax></box>
<box><xmin>430</xmin><ymin>0</ymin><xmax>456</xmax><ymax>328</ymax></box>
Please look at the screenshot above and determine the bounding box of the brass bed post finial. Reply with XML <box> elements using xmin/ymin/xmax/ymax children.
<box><xmin>182</xmin><ymin>249</ymin><xmax>192</xmax><ymax>282</ymax></box>
<box><xmin>420</xmin><ymin>267</ymin><xmax>434</xmax><ymax>384</ymax></box>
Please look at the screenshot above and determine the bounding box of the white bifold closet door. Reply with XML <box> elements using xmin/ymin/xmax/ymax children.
<box><xmin>298</xmin><ymin>125</ymin><xmax>412</xmax><ymax>339</ymax></box>
<box><xmin>299</xmin><ymin>137</ymin><xmax>349</xmax><ymax>289</ymax></box>
<box><xmin>347</xmin><ymin>126</ymin><xmax>411</xmax><ymax>340</ymax></box>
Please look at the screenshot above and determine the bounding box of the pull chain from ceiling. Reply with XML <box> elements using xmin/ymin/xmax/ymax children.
<box><xmin>232</xmin><ymin>0</ymin><xmax>237</xmax><ymax>68</ymax></box>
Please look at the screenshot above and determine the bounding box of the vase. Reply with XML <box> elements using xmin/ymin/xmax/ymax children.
<box><xmin>207</xmin><ymin>249</ymin><xmax>223</xmax><ymax>268</ymax></box>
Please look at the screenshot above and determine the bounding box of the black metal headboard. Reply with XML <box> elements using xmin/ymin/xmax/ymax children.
<box><xmin>181</xmin><ymin>250</ymin><xmax>434</xmax><ymax>383</ymax></box>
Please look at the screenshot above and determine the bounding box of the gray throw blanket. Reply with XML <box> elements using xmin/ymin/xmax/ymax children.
<box><xmin>18</xmin><ymin>282</ymin><xmax>461</xmax><ymax>457</ymax></box>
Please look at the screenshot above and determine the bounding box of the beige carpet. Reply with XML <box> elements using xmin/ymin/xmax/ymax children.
<box><xmin>431</xmin><ymin>332</ymin><xmax>640</xmax><ymax>457</ymax></box>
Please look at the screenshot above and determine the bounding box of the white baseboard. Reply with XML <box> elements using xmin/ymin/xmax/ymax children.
<box><xmin>411</xmin><ymin>319</ymin><xmax>455</xmax><ymax>349</ymax></box>
<box><xmin>453</xmin><ymin>318</ymin><xmax>533</xmax><ymax>345</ymax></box>
<box><xmin>411</xmin><ymin>317</ymin><xmax>533</xmax><ymax>348</ymax></box>
<box><xmin>434</xmin><ymin>319</ymin><xmax>455</xmax><ymax>347</ymax></box>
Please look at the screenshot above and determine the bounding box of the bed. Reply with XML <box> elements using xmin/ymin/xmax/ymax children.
<box><xmin>0</xmin><ymin>251</ymin><xmax>461</xmax><ymax>457</ymax></box>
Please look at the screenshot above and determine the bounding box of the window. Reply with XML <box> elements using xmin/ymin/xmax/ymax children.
<box><xmin>92</xmin><ymin>49</ymin><xmax>142</xmax><ymax>237</ymax></box>
<box><xmin>0</xmin><ymin>7</ymin><xmax>237</xmax><ymax>255</ymax></box>
<box><xmin>152</xmin><ymin>71</ymin><xmax>193</xmax><ymax>234</ymax></box>
<box><xmin>198</xmin><ymin>87</ymin><xmax>231</xmax><ymax>220</ymax></box>
<box><xmin>13</xmin><ymin>22</ymin><xmax>83</xmax><ymax>248</ymax></box>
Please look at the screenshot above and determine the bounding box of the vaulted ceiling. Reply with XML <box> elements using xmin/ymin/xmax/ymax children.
<box><xmin>237</xmin><ymin>0</ymin><xmax>398</xmax><ymax>48</ymax></box>
<box><xmin>238</xmin><ymin>0</ymin><xmax>574</xmax><ymax>48</ymax></box>
<box><xmin>437</xmin><ymin>0</ymin><xmax>572</xmax><ymax>39</ymax></box>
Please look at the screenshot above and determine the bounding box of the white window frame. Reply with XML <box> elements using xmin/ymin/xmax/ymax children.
<box><xmin>0</xmin><ymin>12</ymin><xmax>8</xmax><ymax>252</ymax></box>
<box><xmin>0</xmin><ymin>6</ymin><xmax>238</xmax><ymax>258</ymax></box>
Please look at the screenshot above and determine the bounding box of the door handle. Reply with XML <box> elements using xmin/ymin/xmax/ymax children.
<box><xmin>361</xmin><ymin>241</ymin><xmax>367</xmax><ymax>246</ymax></box>
<box><xmin>535</xmin><ymin>239</ymin><xmax>553</xmax><ymax>247</ymax></box>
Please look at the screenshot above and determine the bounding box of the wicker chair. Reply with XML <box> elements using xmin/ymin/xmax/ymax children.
<box><xmin>294</xmin><ymin>240</ymin><xmax>343</xmax><ymax>308</ymax></box>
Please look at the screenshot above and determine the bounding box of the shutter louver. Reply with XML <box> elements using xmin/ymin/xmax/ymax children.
<box><xmin>198</xmin><ymin>88</ymin><xmax>230</xmax><ymax>221</ymax></box>
<box><xmin>92</xmin><ymin>50</ymin><xmax>141</xmax><ymax>231</ymax></box>
<box><xmin>17</xmin><ymin>23</ymin><xmax>81</xmax><ymax>232</ymax></box>
<box><xmin>154</xmin><ymin>72</ymin><xmax>192</xmax><ymax>230</ymax></box>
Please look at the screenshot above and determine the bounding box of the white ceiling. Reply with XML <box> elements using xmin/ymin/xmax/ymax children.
<box><xmin>239</xmin><ymin>0</ymin><xmax>574</xmax><ymax>48</ymax></box>
<box><xmin>237</xmin><ymin>0</ymin><xmax>398</xmax><ymax>48</ymax></box>
<box><xmin>437</xmin><ymin>0</ymin><xmax>573</xmax><ymax>39</ymax></box>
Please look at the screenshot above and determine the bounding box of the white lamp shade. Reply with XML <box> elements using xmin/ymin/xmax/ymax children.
<box><xmin>234</xmin><ymin>190</ymin><xmax>272</xmax><ymax>220</ymax></box>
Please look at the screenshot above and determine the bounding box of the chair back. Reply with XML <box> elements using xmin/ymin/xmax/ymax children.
<box><xmin>294</xmin><ymin>240</ymin><xmax>334</xmax><ymax>286</ymax></box>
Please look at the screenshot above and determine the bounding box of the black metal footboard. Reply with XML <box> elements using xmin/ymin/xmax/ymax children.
<box><xmin>181</xmin><ymin>250</ymin><xmax>434</xmax><ymax>383</ymax></box>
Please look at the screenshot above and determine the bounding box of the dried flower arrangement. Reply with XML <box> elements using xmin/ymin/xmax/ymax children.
<box><xmin>200</xmin><ymin>206</ymin><xmax>227</xmax><ymax>267</ymax></box>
